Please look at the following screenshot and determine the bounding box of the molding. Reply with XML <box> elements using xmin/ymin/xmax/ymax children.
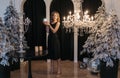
<box><xmin>20</xmin><ymin>0</ymin><xmax>27</xmax><ymax>13</ymax></box>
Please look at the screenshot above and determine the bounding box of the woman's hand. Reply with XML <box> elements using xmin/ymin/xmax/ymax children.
<box><xmin>43</xmin><ymin>18</ymin><xmax>50</xmax><ymax>26</ymax></box>
<box><xmin>43</xmin><ymin>21</ymin><xmax>50</xmax><ymax>26</ymax></box>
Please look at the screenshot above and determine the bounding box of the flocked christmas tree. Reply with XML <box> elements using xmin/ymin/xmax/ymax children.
<box><xmin>82</xmin><ymin>10</ymin><xmax>120</xmax><ymax>67</ymax></box>
<box><xmin>0</xmin><ymin>17</ymin><xmax>15</xmax><ymax>66</ymax></box>
<box><xmin>4</xmin><ymin>1</ymin><xmax>20</xmax><ymax>51</ymax></box>
<box><xmin>0</xmin><ymin>1</ymin><xmax>30</xmax><ymax>66</ymax></box>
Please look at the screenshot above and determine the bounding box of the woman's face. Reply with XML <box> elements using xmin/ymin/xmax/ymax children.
<box><xmin>52</xmin><ymin>13</ymin><xmax>58</xmax><ymax>21</ymax></box>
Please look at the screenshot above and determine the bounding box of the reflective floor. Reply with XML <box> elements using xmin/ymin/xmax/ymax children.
<box><xmin>11</xmin><ymin>60</ymin><xmax>120</xmax><ymax>78</ymax></box>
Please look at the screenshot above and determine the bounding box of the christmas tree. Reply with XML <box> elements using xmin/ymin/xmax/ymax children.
<box><xmin>0</xmin><ymin>17</ymin><xmax>15</xmax><ymax>66</ymax></box>
<box><xmin>4</xmin><ymin>1</ymin><xmax>20</xmax><ymax>51</ymax></box>
<box><xmin>82</xmin><ymin>11</ymin><xmax>120</xmax><ymax>67</ymax></box>
<box><xmin>0</xmin><ymin>1</ymin><xmax>20</xmax><ymax>67</ymax></box>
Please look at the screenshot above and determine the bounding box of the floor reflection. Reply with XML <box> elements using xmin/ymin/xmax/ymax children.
<box><xmin>74</xmin><ymin>63</ymin><xmax>78</xmax><ymax>78</ymax></box>
<box><xmin>11</xmin><ymin>60</ymin><xmax>120</xmax><ymax>78</ymax></box>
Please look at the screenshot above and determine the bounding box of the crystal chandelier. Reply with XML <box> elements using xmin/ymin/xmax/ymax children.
<box><xmin>62</xmin><ymin>10</ymin><xmax>95</xmax><ymax>35</ymax></box>
<box><xmin>62</xmin><ymin>8</ymin><xmax>96</xmax><ymax>63</ymax></box>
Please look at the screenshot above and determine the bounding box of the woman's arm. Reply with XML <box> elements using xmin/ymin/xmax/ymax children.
<box><xmin>49</xmin><ymin>22</ymin><xmax>60</xmax><ymax>33</ymax></box>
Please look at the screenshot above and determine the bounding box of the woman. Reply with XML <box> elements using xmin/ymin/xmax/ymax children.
<box><xmin>43</xmin><ymin>11</ymin><xmax>61</xmax><ymax>74</ymax></box>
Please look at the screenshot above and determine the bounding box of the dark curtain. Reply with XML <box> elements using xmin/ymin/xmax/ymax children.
<box><xmin>24</xmin><ymin>0</ymin><xmax>46</xmax><ymax>57</ymax></box>
<box><xmin>50</xmin><ymin>0</ymin><xmax>74</xmax><ymax>60</ymax></box>
<box><xmin>78</xmin><ymin>33</ymin><xmax>90</xmax><ymax>61</ymax></box>
<box><xmin>82</xmin><ymin>0</ymin><xmax>102</xmax><ymax>16</ymax></box>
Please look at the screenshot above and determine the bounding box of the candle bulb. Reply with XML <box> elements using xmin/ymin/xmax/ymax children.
<box><xmin>84</xmin><ymin>10</ymin><xmax>89</xmax><ymax>15</ymax></box>
<box><xmin>67</xmin><ymin>16</ymin><xmax>70</xmax><ymax>21</ymax></box>
<box><xmin>91</xmin><ymin>16</ymin><xmax>94</xmax><ymax>21</ymax></box>
<box><xmin>63</xmin><ymin>17</ymin><xmax>65</xmax><ymax>21</ymax></box>
<box><xmin>69</xmin><ymin>11</ymin><xmax>72</xmax><ymax>15</ymax></box>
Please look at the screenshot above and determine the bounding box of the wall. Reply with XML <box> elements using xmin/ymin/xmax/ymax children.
<box><xmin>0</xmin><ymin>0</ymin><xmax>9</xmax><ymax>20</ymax></box>
<box><xmin>0</xmin><ymin>0</ymin><xmax>22</xmax><ymax>21</ymax></box>
<box><xmin>104</xmin><ymin>0</ymin><xmax>112</xmax><ymax>13</ymax></box>
<box><xmin>114</xmin><ymin>0</ymin><xmax>120</xmax><ymax>20</ymax></box>
<box><xmin>0</xmin><ymin>0</ymin><xmax>120</xmax><ymax>20</ymax></box>
<box><xmin>103</xmin><ymin>0</ymin><xmax>120</xmax><ymax>20</ymax></box>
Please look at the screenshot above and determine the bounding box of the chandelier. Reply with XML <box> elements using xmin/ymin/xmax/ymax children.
<box><xmin>62</xmin><ymin>9</ymin><xmax>96</xmax><ymax>63</ymax></box>
<box><xmin>62</xmin><ymin>10</ymin><xmax>95</xmax><ymax>35</ymax></box>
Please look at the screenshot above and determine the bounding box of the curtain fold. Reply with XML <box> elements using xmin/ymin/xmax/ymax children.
<box><xmin>24</xmin><ymin>0</ymin><xmax>46</xmax><ymax>57</ymax></box>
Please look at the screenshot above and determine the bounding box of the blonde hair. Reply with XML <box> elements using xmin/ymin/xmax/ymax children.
<box><xmin>51</xmin><ymin>11</ymin><xmax>60</xmax><ymax>22</ymax></box>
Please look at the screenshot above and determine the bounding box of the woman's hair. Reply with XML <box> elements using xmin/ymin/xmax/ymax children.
<box><xmin>51</xmin><ymin>11</ymin><xmax>60</xmax><ymax>22</ymax></box>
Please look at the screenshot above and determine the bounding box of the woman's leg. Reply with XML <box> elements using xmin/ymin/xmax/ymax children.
<box><xmin>51</xmin><ymin>60</ymin><xmax>54</xmax><ymax>73</ymax></box>
<box><xmin>57</xmin><ymin>59</ymin><xmax>61</xmax><ymax>74</ymax></box>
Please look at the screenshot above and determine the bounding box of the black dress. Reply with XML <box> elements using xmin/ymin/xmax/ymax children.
<box><xmin>48</xmin><ymin>22</ymin><xmax>61</xmax><ymax>60</ymax></box>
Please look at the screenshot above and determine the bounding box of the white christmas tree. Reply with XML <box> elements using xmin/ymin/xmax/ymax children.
<box><xmin>82</xmin><ymin>10</ymin><xmax>120</xmax><ymax>67</ymax></box>
<box><xmin>4</xmin><ymin>1</ymin><xmax>20</xmax><ymax>51</ymax></box>
<box><xmin>0</xmin><ymin>17</ymin><xmax>15</xmax><ymax>66</ymax></box>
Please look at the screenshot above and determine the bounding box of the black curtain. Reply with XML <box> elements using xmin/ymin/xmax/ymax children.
<box><xmin>24</xmin><ymin>0</ymin><xmax>46</xmax><ymax>57</ymax></box>
<box><xmin>78</xmin><ymin>33</ymin><xmax>90</xmax><ymax>61</ymax></box>
<box><xmin>82</xmin><ymin>0</ymin><xmax>102</xmax><ymax>16</ymax></box>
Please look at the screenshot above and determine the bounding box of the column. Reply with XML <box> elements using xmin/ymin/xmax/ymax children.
<box><xmin>74</xmin><ymin>27</ymin><xmax>78</xmax><ymax>63</ymax></box>
<box><xmin>44</xmin><ymin>0</ymin><xmax>52</xmax><ymax>21</ymax></box>
<box><xmin>72</xmin><ymin>0</ymin><xmax>81</xmax><ymax>63</ymax></box>
<box><xmin>44</xmin><ymin>0</ymin><xmax>52</xmax><ymax>62</ymax></box>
